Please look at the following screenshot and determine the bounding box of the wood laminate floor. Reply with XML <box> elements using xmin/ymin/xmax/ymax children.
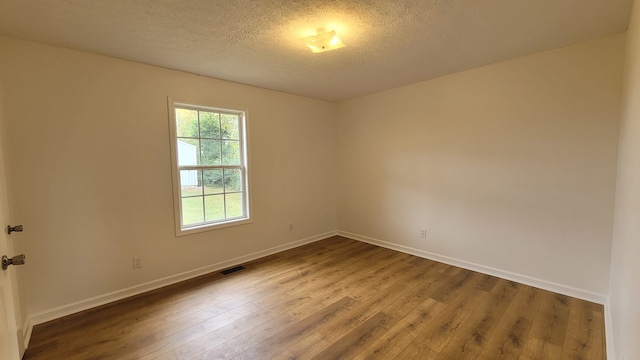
<box><xmin>24</xmin><ymin>236</ymin><xmax>606</xmax><ymax>359</ymax></box>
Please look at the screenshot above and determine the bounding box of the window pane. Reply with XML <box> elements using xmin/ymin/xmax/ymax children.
<box><xmin>203</xmin><ymin>169</ymin><xmax>223</xmax><ymax>195</ymax></box>
<box><xmin>221</xmin><ymin>114</ymin><xmax>240</xmax><ymax>140</ymax></box>
<box><xmin>180</xmin><ymin>170</ymin><xmax>202</xmax><ymax>197</ymax></box>
<box><xmin>200</xmin><ymin>139</ymin><xmax>221</xmax><ymax>165</ymax></box>
<box><xmin>205</xmin><ymin>195</ymin><xmax>225</xmax><ymax>221</ymax></box>
<box><xmin>182</xmin><ymin>197</ymin><xmax>204</xmax><ymax>225</ymax></box>
<box><xmin>176</xmin><ymin>109</ymin><xmax>199</xmax><ymax>138</ymax></box>
<box><xmin>177</xmin><ymin>138</ymin><xmax>200</xmax><ymax>166</ymax></box>
<box><xmin>225</xmin><ymin>193</ymin><xmax>243</xmax><ymax>218</ymax></box>
<box><xmin>222</xmin><ymin>140</ymin><xmax>240</xmax><ymax>165</ymax></box>
<box><xmin>200</xmin><ymin>111</ymin><xmax>220</xmax><ymax>139</ymax></box>
<box><xmin>224</xmin><ymin>169</ymin><xmax>242</xmax><ymax>192</ymax></box>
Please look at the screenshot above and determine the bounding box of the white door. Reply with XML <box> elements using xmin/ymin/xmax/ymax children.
<box><xmin>0</xmin><ymin>246</ymin><xmax>20</xmax><ymax>360</ymax></box>
<box><xmin>0</xmin><ymin>147</ymin><xmax>21</xmax><ymax>359</ymax></box>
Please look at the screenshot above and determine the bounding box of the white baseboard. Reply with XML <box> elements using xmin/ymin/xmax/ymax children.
<box><xmin>21</xmin><ymin>318</ymin><xmax>32</xmax><ymax>357</ymax></box>
<box><xmin>604</xmin><ymin>300</ymin><xmax>616</xmax><ymax>359</ymax></box>
<box><xmin>27</xmin><ymin>231</ymin><xmax>337</xmax><ymax>327</ymax></box>
<box><xmin>337</xmin><ymin>231</ymin><xmax>608</xmax><ymax>304</ymax></box>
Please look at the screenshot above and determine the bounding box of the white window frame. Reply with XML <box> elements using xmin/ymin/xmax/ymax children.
<box><xmin>168</xmin><ymin>99</ymin><xmax>251</xmax><ymax>236</ymax></box>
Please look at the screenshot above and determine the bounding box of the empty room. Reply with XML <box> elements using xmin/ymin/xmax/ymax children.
<box><xmin>0</xmin><ymin>0</ymin><xmax>639</xmax><ymax>359</ymax></box>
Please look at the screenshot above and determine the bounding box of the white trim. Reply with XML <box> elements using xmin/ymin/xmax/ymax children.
<box><xmin>168</xmin><ymin>97</ymin><xmax>182</xmax><ymax>236</ymax></box>
<box><xmin>178</xmin><ymin>218</ymin><xmax>254</xmax><ymax>236</ymax></box>
<box><xmin>27</xmin><ymin>231</ymin><xmax>336</xmax><ymax>326</ymax></box>
<box><xmin>167</xmin><ymin>99</ymin><xmax>252</xmax><ymax>237</ymax></box>
<box><xmin>21</xmin><ymin>318</ymin><xmax>32</xmax><ymax>357</ymax></box>
<box><xmin>337</xmin><ymin>230</ymin><xmax>608</xmax><ymax>304</ymax></box>
<box><xmin>604</xmin><ymin>300</ymin><xmax>616</xmax><ymax>360</ymax></box>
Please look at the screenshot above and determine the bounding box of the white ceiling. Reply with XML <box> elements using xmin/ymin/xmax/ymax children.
<box><xmin>0</xmin><ymin>0</ymin><xmax>633</xmax><ymax>101</ymax></box>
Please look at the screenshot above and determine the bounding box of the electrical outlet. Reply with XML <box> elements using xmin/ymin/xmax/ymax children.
<box><xmin>289</xmin><ymin>224</ymin><xmax>294</xmax><ymax>232</ymax></box>
<box><xmin>132</xmin><ymin>257</ymin><xmax>143</xmax><ymax>269</ymax></box>
<box><xmin>420</xmin><ymin>229</ymin><xmax>427</xmax><ymax>239</ymax></box>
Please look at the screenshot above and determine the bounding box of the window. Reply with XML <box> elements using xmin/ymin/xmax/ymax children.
<box><xmin>169</xmin><ymin>101</ymin><xmax>250</xmax><ymax>235</ymax></box>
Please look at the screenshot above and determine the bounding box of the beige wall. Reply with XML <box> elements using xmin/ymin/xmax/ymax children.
<box><xmin>336</xmin><ymin>34</ymin><xmax>624</xmax><ymax>298</ymax></box>
<box><xmin>609</xmin><ymin>0</ymin><xmax>640</xmax><ymax>358</ymax></box>
<box><xmin>0</xmin><ymin>36</ymin><xmax>337</xmax><ymax>319</ymax></box>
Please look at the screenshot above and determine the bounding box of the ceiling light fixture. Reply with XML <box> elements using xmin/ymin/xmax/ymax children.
<box><xmin>301</xmin><ymin>28</ymin><xmax>345</xmax><ymax>53</ymax></box>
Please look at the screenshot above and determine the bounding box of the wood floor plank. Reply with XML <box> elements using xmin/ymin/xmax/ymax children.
<box><xmin>271</xmin><ymin>332</ymin><xmax>332</xmax><ymax>360</ymax></box>
<box><xmin>310</xmin><ymin>311</ymin><xmax>396</xmax><ymax>360</ymax></box>
<box><xmin>436</xmin><ymin>279</ymin><xmax>519</xmax><ymax>359</ymax></box>
<box><xmin>229</xmin><ymin>296</ymin><xmax>358</xmax><ymax>360</ymax></box>
<box><xmin>353</xmin><ymin>298</ymin><xmax>448</xmax><ymax>360</ymax></box>
<box><xmin>317</xmin><ymin>283</ymin><xmax>406</xmax><ymax>343</ymax></box>
<box><xmin>476</xmin><ymin>273</ymin><xmax>500</xmax><ymax>292</ymax></box>
<box><xmin>167</xmin><ymin>296</ymin><xmax>303</xmax><ymax>356</ymax></box>
<box><xmin>394</xmin><ymin>342</ymin><xmax>440</xmax><ymax>360</ymax></box>
<box><xmin>169</xmin><ymin>295</ymin><xmax>322</xmax><ymax>360</ymax></box>
<box><xmin>529</xmin><ymin>291</ymin><xmax>572</xmax><ymax>348</ymax></box>
<box><xmin>148</xmin><ymin>351</ymin><xmax>178</xmax><ymax>360</ymax></box>
<box><xmin>560</xmin><ymin>298</ymin><xmax>606</xmax><ymax>360</ymax></box>
<box><xmin>282</xmin><ymin>245</ymin><xmax>401</xmax><ymax>299</ymax></box>
<box><xmin>519</xmin><ymin>336</ymin><xmax>563</xmax><ymax>360</ymax></box>
<box><xmin>186</xmin><ymin>296</ymin><xmax>331</xmax><ymax>360</ymax></box>
<box><xmin>410</xmin><ymin>271</ymin><xmax>490</xmax><ymax>353</ymax></box>
<box><xmin>80</xmin><ymin>301</ymin><xmax>262</xmax><ymax>360</ymax></box>
<box><xmin>476</xmin><ymin>283</ymin><xmax>544</xmax><ymax>360</ymax></box>
<box><xmin>23</xmin><ymin>236</ymin><xmax>606</xmax><ymax>360</ymax></box>
<box><xmin>134</xmin><ymin>298</ymin><xmax>298</xmax><ymax>360</ymax></box>
<box><xmin>428</xmin><ymin>268</ymin><xmax>480</xmax><ymax>303</ymax></box>
<box><xmin>318</xmin><ymin>260</ymin><xmax>448</xmax><ymax>343</ymax></box>
<box><xmin>379</xmin><ymin>261</ymin><xmax>447</xmax><ymax>319</ymax></box>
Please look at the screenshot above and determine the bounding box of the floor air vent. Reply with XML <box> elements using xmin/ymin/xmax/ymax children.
<box><xmin>221</xmin><ymin>265</ymin><xmax>245</xmax><ymax>275</ymax></box>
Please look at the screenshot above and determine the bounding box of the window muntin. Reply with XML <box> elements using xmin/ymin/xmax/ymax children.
<box><xmin>170</xmin><ymin>102</ymin><xmax>250</xmax><ymax>234</ymax></box>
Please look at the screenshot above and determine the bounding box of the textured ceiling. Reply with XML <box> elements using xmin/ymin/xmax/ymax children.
<box><xmin>0</xmin><ymin>0</ymin><xmax>633</xmax><ymax>101</ymax></box>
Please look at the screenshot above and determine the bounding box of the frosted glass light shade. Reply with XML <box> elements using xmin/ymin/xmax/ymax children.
<box><xmin>301</xmin><ymin>28</ymin><xmax>345</xmax><ymax>53</ymax></box>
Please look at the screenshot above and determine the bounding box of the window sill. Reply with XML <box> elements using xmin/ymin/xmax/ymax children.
<box><xmin>176</xmin><ymin>218</ymin><xmax>252</xmax><ymax>237</ymax></box>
